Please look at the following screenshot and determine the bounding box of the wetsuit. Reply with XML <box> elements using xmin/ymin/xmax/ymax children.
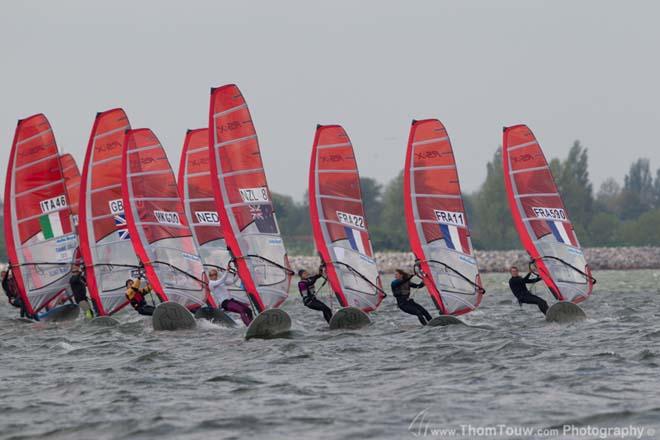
<box><xmin>392</xmin><ymin>276</ymin><xmax>433</xmax><ymax>325</ymax></box>
<box><xmin>209</xmin><ymin>272</ymin><xmax>253</xmax><ymax>326</ymax></box>
<box><xmin>509</xmin><ymin>272</ymin><xmax>548</xmax><ymax>315</ymax></box>
<box><xmin>69</xmin><ymin>272</ymin><xmax>89</xmax><ymax>304</ymax></box>
<box><xmin>299</xmin><ymin>274</ymin><xmax>333</xmax><ymax>323</ymax></box>
<box><xmin>2</xmin><ymin>270</ymin><xmax>27</xmax><ymax>317</ymax></box>
<box><xmin>126</xmin><ymin>279</ymin><xmax>155</xmax><ymax>316</ymax></box>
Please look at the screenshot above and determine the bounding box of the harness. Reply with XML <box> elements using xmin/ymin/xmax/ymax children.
<box><xmin>298</xmin><ymin>276</ymin><xmax>320</xmax><ymax>304</ymax></box>
<box><xmin>126</xmin><ymin>286</ymin><xmax>146</xmax><ymax>309</ymax></box>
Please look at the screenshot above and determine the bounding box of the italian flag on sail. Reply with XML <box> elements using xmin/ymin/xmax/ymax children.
<box><xmin>39</xmin><ymin>211</ymin><xmax>67</xmax><ymax>239</ymax></box>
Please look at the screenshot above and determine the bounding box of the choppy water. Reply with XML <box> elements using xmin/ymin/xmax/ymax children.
<box><xmin>2</xmin><ymin>270</ymin><xmax>660</xmax><ymax>440</ymax></box>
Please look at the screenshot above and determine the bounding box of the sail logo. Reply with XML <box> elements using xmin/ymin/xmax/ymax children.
<box><xmin>415</xmin><ymin>150</ymin><xmax>444</xmax><ymax>161</ymax></box>
<box><xmin>532</xmin><ymin>207</ymin><xmax>567</xmax><ymax>221</ymax></box>
<box><xmin>511</xmin><ymin>153</ymin><xmax>532</xmax><ymax>163</ymax></box>
<box><xmin>320</xmin><ymin>154</ymin><xmax>347</xmax><ymax>163</ymax></box>
<box><xmin>40</xmin><ymin>195</ymin><xmax>68</xmax><ymax>214</ymax></box>
<box><xmin>182</xmin><ymin>251</ymin><xmax>201</xmax><ymax>263</ymax></box>
<box><xmin>433</xmin><ymin>209</ymin><xmax>465</xmax><ymax>227</ymax></box>
<box><xmin>154</xmin><ymin>210</ymin><xmax>181</xmax><ymax>225</ymax></box>
<box><xmin>195</xmin><ymin>211</ymin><xmax>220</xmax><ymax>225</ymax></box>
<box><xmin>191</xmin><ymin>157</ymin><xmax>209</xmax><ymax>167</ymax></box>
<box><xmin>218</xmin><ymin>121</ymin><xmax>242</xmax><ymax>133</ymax></box>
<box><xmin>239</xmin><ymin>186</ymin><xmax>269</xmax><ymax>203</ymax></box>
<box><xmin>337</xmin><ymin>211</ymin><xmax>365</xmax><ymax>229</ymax></box>
<box><xmin>109</xmin><ymin>198</ymin><xmax>124</xmax><ymax>214</ymax></box>
<box><xmin>96</xmin><ymin>140</ymin><xmax>121</xmax><ymax>153</ymax></box>
<box><xmin>18</xmin><ymin>144</ymin><xmax>46</xmax><ymax>158</ymax></box>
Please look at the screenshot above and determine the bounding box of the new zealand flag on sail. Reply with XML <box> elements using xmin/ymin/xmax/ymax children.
<box><xmin>114</xmin><ymin>214</ymin><xmax>130</xmax><ymax>240</ymax></box>
<box><xmin>249</xmin><ymin>204</ymin><xmax>278</xmax><ymax>233</ymax></box>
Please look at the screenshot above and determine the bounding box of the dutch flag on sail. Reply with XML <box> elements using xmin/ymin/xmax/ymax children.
<box><xmin>344</xmin><ymin>226</ymin><xmax>367</xmax><ymax>255</ymax></box>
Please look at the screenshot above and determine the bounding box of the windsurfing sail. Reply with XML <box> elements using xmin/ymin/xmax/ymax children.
<box><xmin>309</xmin><ymin>124</ymin><xmax>385</xmax><ymax>312</ymax></box>
<box><xmin>121</xmin><ymin>128</ymin><xmax>215</xmax><ymax>309</ymax></box>
<box><xmin>502</xmin><ymin>124</ymin><xmax>595</xmax><ymax>304</ymax></box>
<box><xmin>3</xmin><ymin>114</ymin><xmax>78</xmax><ymax>316</ymax></box>
<box><xmin>178</xmin><ymin>128</ymin><xmax>232</xmax><ymax>270</ymax></box>
<box><xmin>60</xmin><ymin>153</ymin><xmax>81</xmax><ymax>228</ymax></box>
<box><xmin>403</xmin><ymin>119</ymin><xmax>484</xmax><ymax>316</ymax></box>
<box><xmin>208</xmin><ymin>84</ymin><xmax>292</xmax><ymax>312</ymax></box>
<box><xmin>78</xmin><ymin>109</ymin><xmax>138</xmax><ymax>315</ymax></box>
<box><xmin>178</xmin><ymin>128</ymin><xmax>247</xmax><ymax>301</ymax></box>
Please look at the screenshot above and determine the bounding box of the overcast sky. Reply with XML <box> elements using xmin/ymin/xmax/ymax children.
<box><xmin>1</xmin><ymin>0</ymin><xmax>658</xmax><ymax>200</ymax></box>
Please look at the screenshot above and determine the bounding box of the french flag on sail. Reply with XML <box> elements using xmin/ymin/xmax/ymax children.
<box><xmin>547</xmin><ymin>220</ymin><xmax>574</xmax><ymax>245</ymax></box>
<box><xmin>440</xmin><ymin>224</ymin><xmax>465</xmax><ymax>253</ymax></box>
<box><xmin>344</xmin><ymin>226</ymin><xmax>368</xmax><ymax>255</ymax></box>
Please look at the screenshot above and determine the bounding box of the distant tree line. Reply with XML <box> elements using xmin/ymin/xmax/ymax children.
<box><xmin>276</xmin><ymin>141</ymin><xmax>660</xmax><ymax>253</ymax></box>
<box><xmin>1</xmin><ymin>141</ymin><xmax>659</xmax><ymax>260</ymax></box>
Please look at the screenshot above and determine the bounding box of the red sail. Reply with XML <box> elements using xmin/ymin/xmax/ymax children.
<box><xmin>78</xmin><ymin>109</ymin><xmax>137</xmax><ymax>315</ymax></box>
<box><xmin>3</xmin><ymin>114</ymin><xmax>77</xmax><ymax>315</ymax></box>
<box><xmin>208</xmin><ymin>84</ymin><xmax>292</xmax><ymax>312</ymax></box>
<box><xmin>60</xmin><ymin>153</ymin><xmax>81</xmax><ymax>227</ymax></box>
<box><xmin>178</xmin><ymin>128</ymin><xmax>232</xmax><ymax>268</ymax></box>
<box><xmin>403</xmin><ymin>119</ymin><xmax>484</xmax><ymax>315</ymax></box>
<box><xmin>503</xmin><ymin>124</ymin><xmax>594</xmax><ymax>303</ymax></box>
<box><xmin>121</xmin><ymin>128</ymin><xmax>214</xmax><ymax>309</ymax></box>
<box><xmin>309</xmin><ymin>125</ymin><xmax>385</xmax><ymax>312</ymax></box>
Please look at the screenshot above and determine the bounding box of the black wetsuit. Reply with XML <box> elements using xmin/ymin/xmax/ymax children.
<box><xmin>2</xmin><ymin>270</ymin><xmax>27</xmax><ymax>318</ymax></box>
<box><xmin>69</xmin><ymin>272</ymin><xmax>89</xmax><ymax>304</ymax></box>
<box><xmin>509</xmin><ymin>273</ymin><xmax>549</xmax><ymax>315</ymax></box>
<box><xmin>392</xmin><ymin>277</ymin><xmax>433</xmax><ymax>325</ymax></box>
<box><xmin>299</xmin><ymin>274</ymin><xmax>333</xmax><ymax>323</ymax></box>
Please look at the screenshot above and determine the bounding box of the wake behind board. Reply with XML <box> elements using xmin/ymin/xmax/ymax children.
<box><xmin>328</xmin><ymin>307</ymin><xmax>371</xmax><ymax>330</ymax></box>
<box><xmin>39</xmin><ymin>304</ymin><xmax>80</xmax><ymax>322</ymax></box>
<box><xmin>427</xmin><ymin>315</ymin><xmax>464</xmax><ymax>327</ymax></box>
<box><xmin>245</xmin><ymin>309</ymin><xmax>291</xmax><ymax>340</ymax></box>
<box><xmin>546</xmin><ymin>301</ymin><xmax>587</xmax><ymax>324</ymax></box>
<box><xmin>194</xmin><ymin>307</ymin><xmax>238</xmax><ymax>327</ymax></box>
<box><xmin>89</xmin><ymin>316</ymin><xmax>120</xmax><ymax>327</ymax></box>
<box><xmin>152</xmin><ymin>302</ymin><xmax>197</xmax><ymax>331</ymax></box>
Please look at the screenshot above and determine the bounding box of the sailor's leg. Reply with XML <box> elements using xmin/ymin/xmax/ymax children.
<box><xmin>138</xmin><ymin>305</ymin><xmax>155</xmax><ymax>316</ymax></box>
<box><xmin>304</xmin><ymin>298</ymin><xmax>333</xmax><ymax>323</ymax></box>
<box><xmin>520</xmin><ymin>294</ymin><xmax>549</xmax><ymax>315</ymax></box>
<box><xmin>399</xmin><ymin>301</ymin><xmax>427</xmax><ymax>325</ymax></box>
<box><xmin>224</xmin><ymin>299</ymin><xmax>253</xmax><ymax>325</ymax></box>
<box><xmin>17</xmin><ymin>297</ymin><xmax>27</xmax><ymax>318</ymax></box>
<box><xmin>410</xmin><ymin>299</ymin><xmax>433</xmax><ymax>322</ymax></box>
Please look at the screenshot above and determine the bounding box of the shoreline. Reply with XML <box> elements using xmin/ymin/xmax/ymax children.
<box><xmin>289</xmin><ymin>246</ymin><xmax>660</xmax><ymax>273</ymax></box>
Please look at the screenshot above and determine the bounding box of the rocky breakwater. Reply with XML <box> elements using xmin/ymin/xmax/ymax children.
<box><xmin>288</xmin><ymin>246</ymin><xmax>660</xmax><ymax>274</ymax></box>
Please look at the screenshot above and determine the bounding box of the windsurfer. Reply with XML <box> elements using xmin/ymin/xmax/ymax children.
<box><xmin>208</xmin><ymin>268</ymin><xmax>253</xmax><ymax>325</ymax></box>
<box><xmin>508</xmin><ymin>265</ymin><xmax>548</xmax><ymax>315</ymax></box>
<box><xmin>2</xmin><ymin>267</ymin><xmax>27</xmax><ymax>318</ymax></box>
<box><xmin>125</xmin><ymin>277</ymin><xmax>156</xmax><ymax>316</ymax></box>
<box><xmin>70</xmin><ymin>265</ymin><xmax>94</xmax><ymax>319</ymax></box>
<box><xmin>298</xmin><ymin>268</ymin><xmax>333</xmax><ymax>323</ymax></box>
<box><xmin>391</xmin><ymin>269</ymin><xmax>433</xmax><ymax>325</ymax></box>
